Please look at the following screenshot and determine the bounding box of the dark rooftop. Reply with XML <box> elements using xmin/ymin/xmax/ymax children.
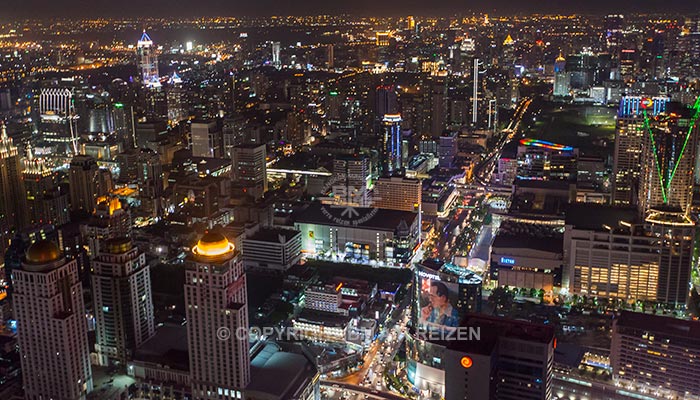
<box><xmin>246</xmin><ymin>227</ymin><xmax>301</xmax><ymax>243</ymax></box>
<box><xmin>565</xmin><ymin>203</ymin><xmax>639</xmax><ymax>231</ymax></box>
<box><xmin>616</xmin><ymin>311</ymin><xmax>700</xmax><ymax>339</ymax></box>
<box><xmin>294</xmin><ymin>201</ymin><xmax>418</xmax><ymax>232</ymax></box>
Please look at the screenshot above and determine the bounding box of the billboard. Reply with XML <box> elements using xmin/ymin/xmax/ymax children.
<box><xmin>418</xmin><ymin>276</ymin><xmax>460</xmax><ymax>329</ymax></box>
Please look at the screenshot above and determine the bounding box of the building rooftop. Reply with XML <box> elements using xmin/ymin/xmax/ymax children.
<box><xmin>492</xmin><ymin>234</ymin><xmax>563</xmax><ymax>254</ymax></box>
<box><xmin>294</xmin><ymin>202</ymin><xmax>418</xmax><ymax>232</ymax></box>
<box><xmin>246</xmin><ymin>227</ymin><xmax>301</xmax><ymax>243</ymax></box>
<box><xmin>616</xmin><ymin>311</ymin><xmax>700</xmax><ymax>339</ymax></box>
<box><xmin>565</xmin><ymin>204</ymin><xmax>639</xmax><ymax>231</ymax></box>
<box><xmin>447</xmin><ymin>313</ymin><xmax>555</xmax><ymax>355</ymax></box>
<box><xmin>247</xmin><ymin>342</ymin><xmax>316</xmax><ymax>399</ymax></box>
<box><xmin>133</xmin><ymin>323</ymin><xmax>189</xmax><ymax>372</ymax></box>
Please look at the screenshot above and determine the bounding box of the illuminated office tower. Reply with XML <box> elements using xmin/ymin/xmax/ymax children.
<box><xmin>81</xmin><ymin>196</ymin><xmax>132</xmax><ymax>258</ymax></box>
<box><xmin>93</xmin><ymin>237</ymin><xmax>154</xmax><ymax>366</ymax></box>
<box><xmin>566</xmin><ymin>203</ymin><xmax>694</xmax><ymax>306</ymax></box>
<box><xmin>0</xmin><ymin>123</ymin><xmax>26</xmax><ymax>254</ymax></box>
<box><xmin>23</xmin><ymin>145</ymin><xmax>68</xmax><ymax>226</ymax></box>
<box><xmin>166</xmin><ymin>72</ymin><xmax>187</xmax><ymax>124</ymax></box>
<box><xmin>271</xmin><ymin>41</ymin><xmax>281</xmax><ymax>68</ymax></box>
<box><xmin>13</xmin><ymin>240</ymin><xmax>93</xmax><ymax>399</ymax></box>
<box><xmin>373</xmin><ymin>176</ymin><xmax>421</xmax><ymax>212</ymax></box>
<box><xmin>137</xmin><ymin>30</ymin><xmax>159</xmax><ymax>87</ymax></box>
<box><xmin>331</xmin><ymin>154</ymin><xmax>371</xmax><ymax>207</ymax></box>
<box><xmin>638</xmin><ymin>98</ymin><xmax>700</xmax><ymax>215</ymax></box>
<box><xmin>186</xmin><ymin>233</ymin><xmax>249</xmax><ymax>399</ymax></box>
<box><xmin>231</xmin><ymin>144</ymin><xmax>267</xmax><ymax>200</ymax></box>
<box><xmin>381</xmin><ymin>114</ymin><xmax>403</xmax><ymax>174</ymax></box>
<box><xmin>611</xmin><ymin>311</ymin><xmax>700</xmax><ymax>398</ymax></box>
<box><xmin>191</xmin><ymin>120</ymin><xmax>223</xmax><ymax>158</ymax></box>
<box><xmin>612</xmin><ymin>96</ymin><xmax>669</xmax><ymax>206</ymax></box>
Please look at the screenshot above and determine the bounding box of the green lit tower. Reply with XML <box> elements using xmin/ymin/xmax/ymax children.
<box><xmin>639</xmin><ymin>98</ymin><xmax>700</xmax><ymax>216</ymax></box>
<box><xmin>638</xmin><ymin>97</ymin><xmax>700</xmax><ymax>305</ymax></box>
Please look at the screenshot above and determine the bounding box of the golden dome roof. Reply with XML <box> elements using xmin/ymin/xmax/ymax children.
<box><xmin>25</xmin><ymin>240</ymin><xmax>62</xmax><ymax>264</ymax></box>
<box><xmin>193</xmin><ymin>232</ymin><xmax>234</xmax><ymax>257</ymax></box>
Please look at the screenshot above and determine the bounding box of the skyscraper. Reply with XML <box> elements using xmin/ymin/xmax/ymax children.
<box><xmin>0</xmin><ymin>123</ymin><xmax>26</xmax><ymax>254</ymax></box>
<box><xmin>191</xmin><ymin>120</ymin><xmax>223</xmax><ymax>158</ymax></box>
<box><xmin>638</xmin><ymin>99</ymin><xmax>700</xmax><ymax>215</ymax></box>
<box><xmin>68</xmin><ymin>154</ymin><xmax>101</xmax><ymax>213</ymax></box>
<box><xmin>612</xmin><ymin>96</ymin><xmax>669</xmax><ymax>206</ymax></box>
<box><xmin>137</xmin><ymin>30</ymin><xmax>159</xmax><ymax>87</ymax></box>
<box><xmin>375</xmin><ymin>85</ymin><xmax>399</xmax><ymax>119</ymax></box>
<box><xmin>13</xmin><ymin>240</ymin><xmax>93</xmax><ymax>399</ymax></box>
<box><xmin>331</xmin><ymin>154</ymin><xmax>371</xmax><ymax>207</ymax></box>
<box><xmin>186</xmin><ymin>233</ymin><xmax>250</xmax><ymax>399</ymax></box>
<box><xmin>93</xmin><ymin>237</ymin><xmax>154</xmax><ymax>366</ymax></box>
<box><xmin>81</xmin><ymin>196</ymin><xmax>132</xmax><ymax>258</ymax></box>
<box><xmin>611</xmin><ymin>311</ymin><xmax>700</xmax><ymax>398</ymax></box>
<box><xmin>231</xmin><ymin>144</ymin><xmax>268</xmax><ymax>200</ymax></box>
<box><xmin>381</xmin><ymin>114</ymin><xmax>403</xmax><ymax>175</ymax></box>
<box><xmin>271</xmin><ymin>41</ymin><xmax>281</xmax><ymax>69</ymax></box>
<box><xmin>23</xmin><ymin>145</ymin><xmax>62</xmax><ymax>226</ymax></box>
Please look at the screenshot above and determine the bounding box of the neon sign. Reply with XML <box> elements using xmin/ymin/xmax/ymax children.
<box><xmin>500</xmin><ymin>257</ymin><xmax>516</xmax><ymax>265</ymax></box>
<box><xmin>519</xmin><ymin>138</ymin><xmax>573</xmax><ymax>152</ymax></box>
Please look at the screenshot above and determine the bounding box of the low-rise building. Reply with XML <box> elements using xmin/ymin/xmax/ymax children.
<box><xmin>242</xmin><ymin>227</ymin><xmax>302</xmax><ymax>272</ymax></box>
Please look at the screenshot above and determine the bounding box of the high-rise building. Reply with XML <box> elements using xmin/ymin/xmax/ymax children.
<box><xmin>166</xmin><ymin>72</ymin><xmax>187</xmax><ymax>124</ymax></box>
<box><xmin>373</xmin><ymin>176</ymin><xmax>421</xmax><ymax>212</ymax></box>
<box><xmin>406</xmin><ymin>16</ymin><xmax>416</xmax><ymax>31</ymax></box>
<box><xmin>443</xmin><ymin>315</ymin><xmax>555</xmax><ymax>400</ymax></box>
<box><xmin>611</xmin><ymin>311</ymin><xmax>700</xmax><ymax>398</ymax></box>
<box><xmin>0</xmin><ymin>123</ymin><xmax>26</xmax><ymax>253</ymax></box>
<box><xmin>13</xmin><ymin>240</ymin><xmax>93</xmax><ymax>399</ymax></box>
<box><xmin>81</xmin><ymin>196</ymin><xmax>131</xmax><ymax>258</ymax></box>
<box><xmin>331</xmin><ymin>154</ymin><xmax>371</xmax><ymax>207</ymax></box>
<box><xmin>68</xmin><ymin>154</ymin><xmax>102</xmax><ymax>213</ymax></box>
<box><xmin>438</xmin><ymin>130</ymin><xmax>458</xmax><ymax>169</ymax></box>
<box><xmin>375</xmin><ymin>85</ymin><xmax>399</xmax><ymax>120</ymax></box>
<box><xmin>191</xmin><ymin>120</ymin><xmax>223</xmax><ymax>158</ymax></box>
<box><xmin>613</xmin><ymin>96</ymin><xmax>669</xmax><ymax>206</ymax></box>
<box><xmin>381</xmin><ymin>114</ymin><xmax>403</xmax><ymax>174</ymax></box>
<box><xmin>565</xmin><ymin>204</ymin><xmax>693</xmax><ymax>305</ymax></box>
<box><xmin>93</xmin><ymin>237</ymin><xmax>154</xmax><ymax>367</ymax></box>
<box><xmin>137</xmin><ymin>30</ymin><xmax>160</xmax><ymax>87</ymax></box>
<box><xmin>231</xmin><ymin>144</ymin><xmax>268</xmax><ymax>200</ymax></box>
<box><xmin>136</xmin><ymin>149</ymin><xmax>164</xmax><ymax>218</ymax></box>
<box><xmin>271</xmin><ymin>41</ymin><xmax>281</xmax><ymax>68</ymax></box>
<box><xmin>38</xmin><ymin>87</ymin><xmax>79</xmax><ymax>154</ymax></box>
<box><xmin>23</xmin><ymin>145</ymin><xmax>67</xmax><ymax>226</ymax></box>
<box><xmin>186</xmin><ymin>233</ymin><xmax>249</xmax><ymax>399</ymax></box>
<box><xmin>326</xmin><ymin>44</ymin><xmax>334</xmax><ymax>69</ymax></box>
<box><xmin>638</xmin><ymin>99</ymin><xmax>700</xmax><ymax>215</ymax></box>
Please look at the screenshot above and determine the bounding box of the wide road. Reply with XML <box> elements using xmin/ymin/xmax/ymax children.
<box><xmin>472</xmin><ymin>97</ymin><xmax>533</xmax><ymax>186</ymax></box>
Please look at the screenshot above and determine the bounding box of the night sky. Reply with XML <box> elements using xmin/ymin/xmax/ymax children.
<box><xmin>2</xmin><ymin>0</ymin><xmax>699</xmax><ymax>19</ymax></box>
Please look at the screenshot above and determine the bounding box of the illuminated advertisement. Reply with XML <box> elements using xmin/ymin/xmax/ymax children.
<box><xmin>418</xmin><ymin>276</ymin><xmax>460</xmax><ymax>329</ymax></box>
